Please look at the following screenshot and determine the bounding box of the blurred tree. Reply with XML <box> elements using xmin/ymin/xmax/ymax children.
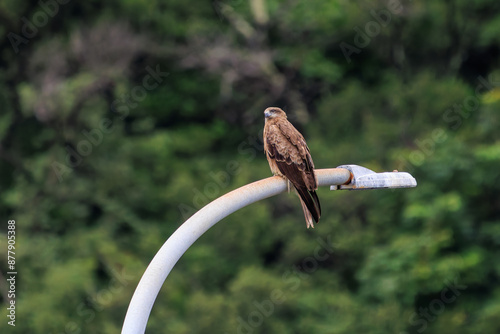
<box><xmin>0</xmin><ymin>0</ymin><xmax>499</xmax><ymax>333</ymax></box>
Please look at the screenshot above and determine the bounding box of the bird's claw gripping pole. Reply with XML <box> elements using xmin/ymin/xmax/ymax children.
<box><xmin>122</xmin><ymin>166</ymin><xmax>416</xmax><ymax>334</ymax></box>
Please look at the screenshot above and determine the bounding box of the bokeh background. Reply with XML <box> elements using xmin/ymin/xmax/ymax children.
<box><xmin>1</xmin><ymin>0</ymin><xmax>500</xmax><ymax>333</ymax></box>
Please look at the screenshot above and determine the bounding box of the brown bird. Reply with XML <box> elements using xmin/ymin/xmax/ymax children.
<box><xmin>263</xmin><ymin>107</ymin><xmax>321</xmax><ymax>228</ymax></box>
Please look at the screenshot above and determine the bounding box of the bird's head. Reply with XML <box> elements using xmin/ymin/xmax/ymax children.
<box><xmin>264</xmin><ymin>107</ymin><xmax>287</xmax><ymax>119</ymax></box>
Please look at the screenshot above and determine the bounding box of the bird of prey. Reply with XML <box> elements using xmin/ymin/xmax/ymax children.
<box><xmin>263</xmin><ymin>107</ymin><xmax>321</xmax><ymax>228</ymax></box>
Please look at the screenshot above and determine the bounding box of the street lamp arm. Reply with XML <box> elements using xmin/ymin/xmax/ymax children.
<box><xmin>121</xmin><ymin>168</ymin><xmax>351</xmax><ymax>334</ymax></box>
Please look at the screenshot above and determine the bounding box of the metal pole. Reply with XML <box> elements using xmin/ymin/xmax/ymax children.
<box><xmin>121</xmin><ymin>168</ymin><xmax>351</xmax><ymax>334</ymax></box>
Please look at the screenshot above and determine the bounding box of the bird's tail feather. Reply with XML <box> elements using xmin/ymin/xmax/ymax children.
<box><xmin>295</xmin><ymin>187</ymin><xmax>321</xmax><ymax>228</ymax></box>
<box><xmin>310</xmin><ymin>190</ymin><xmax>321</xmax><ymax>218</ymax></box>
<box><xmin>299</xmin><ymin>196</ymin><xmax>315</xmax><ymax>228</ymax></box>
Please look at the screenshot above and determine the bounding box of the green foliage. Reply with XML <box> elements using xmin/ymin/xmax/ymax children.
<box><xmin>1</xmin><ymin>0</ymin><xmax>500</xmax><ymax>333</ymax></box>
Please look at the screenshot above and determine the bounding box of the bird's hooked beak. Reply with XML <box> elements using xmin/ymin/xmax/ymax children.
<box><xmin>264</xmin><ymin>109</ymin><xmax>272</xmax><ymax>119</ymax></box>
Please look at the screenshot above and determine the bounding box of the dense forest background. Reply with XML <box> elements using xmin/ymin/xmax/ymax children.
<box><xmin>1</xmin><ymin>0</ymin><xmax>500</xmax><ymax>333</ymax></box>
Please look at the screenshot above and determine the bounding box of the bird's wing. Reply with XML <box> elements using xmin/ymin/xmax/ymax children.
<box><xmin>265</xmin><ymin>120</ymin><xmax>321</xmax><ymax>222</ymax></box>
<box><xmin>266</xmin><ymin>120</ymin><xmax>316</xmax><ymax>189</ymax></box>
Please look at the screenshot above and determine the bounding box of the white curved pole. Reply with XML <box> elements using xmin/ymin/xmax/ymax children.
<box><xmin>121</xmin><ymin>168</ymin><xmax>351</xmax><ymax>334</ymax></box>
